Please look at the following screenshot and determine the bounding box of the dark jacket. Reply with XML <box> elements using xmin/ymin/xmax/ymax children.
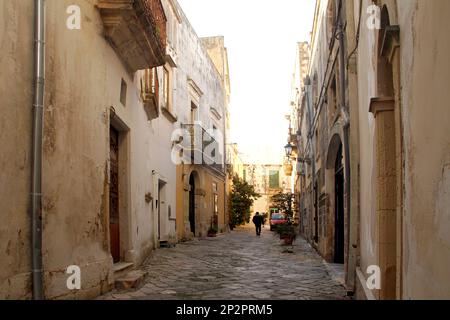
<box><xmin>252</xmin><ymin>215</ymin><xmax>263</xmax><ymax>226</ymax></box>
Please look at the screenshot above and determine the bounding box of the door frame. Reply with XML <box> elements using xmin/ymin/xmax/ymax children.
<box><xmin>189</xmin><ymin>173</ymin><xmax>196</xmax><ymax>236</ymax></box>
<box><xmin>109</xmin><ymin>111</ymin><xmax>131</xmax><ymax>263</ymax></box>
<box><xmin>334</xmin><ymin>144</ymin><xmax>345</xmax><ymax>264</ymax></box>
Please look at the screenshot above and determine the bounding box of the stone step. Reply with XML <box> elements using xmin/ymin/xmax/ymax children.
<box><xmin>113</xmin><ymin>262</ymin><xmax>134</xmax><ymax>279</ymax></box>
<box><xmin>115</xmin><ymin>270</ymin><xmax>148</xmax><ymax>291</ymax></box>
<box><xmin>159</xmin><ymin>241</ymin><xmax>176</xmax><ymax>248</ymax></box>
<box><xmin>113</xmin><ymin>262</ymin><xmax>134</xmax><ymax>273</ymax></box>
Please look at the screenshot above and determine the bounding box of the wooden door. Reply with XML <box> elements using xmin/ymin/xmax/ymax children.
<box><xmin>110</xmin><ymin>127</ymin><xmax>120</xmax><ymax>263</ymax></box>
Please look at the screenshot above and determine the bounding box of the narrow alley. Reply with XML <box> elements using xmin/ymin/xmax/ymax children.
<box><xmin>99</xmin><ymin>226</ymin><xmax>347</xmax><ymax>300</ymax></box>
<box><xmin>2</xmin><ymin>0</ymin><xmax>450</xmax><ymax>302</ymax></box>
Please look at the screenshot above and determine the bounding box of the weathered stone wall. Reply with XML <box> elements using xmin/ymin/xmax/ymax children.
<box><xmin>353</xmin><ymin>0</ymin><xmax>379</xmax><ymax>298</ymax></box>
<box><xmin>397</xmin><ymin>0</ymin><xmax>450</xmax><ymax>299</ymax></box>
<box><xmin>0</xmin><ymin>0</ymin><xmax>178</xmax><ymax>299</ymax></box>
<box><xmin>170</xmin><ymin>0</ymin><xmax>228</xmax><ymax>241</ymax></box>
<box><xmin>0</xmin><ymin>0</ymin><xmax>34</xmax><ymax>300</ymax></box>
<box><xmin>354</xmin><ymin>0</ymin><xmax>450</xmax><ymax>299</ymax></box>
<box><xmin>304</xmin><ymin>0</ymin><xmax>350</xmax><ymax>264</ymax></box>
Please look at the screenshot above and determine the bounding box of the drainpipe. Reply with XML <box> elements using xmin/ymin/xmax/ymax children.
<box><xmin>335</xmin><ymin>0</ymin><xmax>351</xmax><ymax>213</ymax></box>
<box><xmin>31</xmin><ymin>0</ymin><xmax>45</xmax><ymax>300</ymax></box>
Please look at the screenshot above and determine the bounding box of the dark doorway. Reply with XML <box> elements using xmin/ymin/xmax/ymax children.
<box><xmin>189</xmin><ymin>174</ymin><xmax>196</xmax><ymax>236</ymax></box>
<box><xmin>334</xmin><ymin>144</ymin><xmax>345</xmax><ymax>264</ymax></box>
<box><xmin>158</xmin><ymin>182</ymin><xmax>162</xmax><ymax>240</ymax></box>
<box><xmin>158</xmin><ymin>180</ymin><xmax>167</xmax><ymax>241</ymax></box>
<box><xmin>109</xmin><ymin>127</ymin><xmax>120</xmax><ymax>263</ymax></box>
<box><xmin>314</xmin><ymin>181</ymin><xmax>319</xmax><ymax>243</ymax></box>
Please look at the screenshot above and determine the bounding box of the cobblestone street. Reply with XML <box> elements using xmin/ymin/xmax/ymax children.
<box><xmin>99</xmin><ymin>225</ymin><xmax>348</xmax><ymax>300</ymax></box>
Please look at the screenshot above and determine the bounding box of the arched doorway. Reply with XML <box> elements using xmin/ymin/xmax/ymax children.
<box><xmin>327</xmin><ymin>132</ymin><xmax>346</xmax><ymax>264</ymax></box>
<box><xmin>189</xmin><ymin>173</ymin><xmax>196</xmax><ymax>236</ymax></box>
<box><xmin>334</xmin><ymin>144</ymin><xmax>345</xmax><ymax>264</ymax></box>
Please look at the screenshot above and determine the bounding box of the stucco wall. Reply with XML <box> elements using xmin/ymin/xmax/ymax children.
<box><xmin>354</xmin><ymin>0</ymin><xmax>450</xmax><ymax>299</ymax></box>
<box><xmin>0</xmin><ymin>0</ymin><xmax>34</xmax><ymax>299</ymax></box>
<box><xmin>173</xmin><ymin>4</ymin><xmax>225</xmax><ymax>130</ymax></box>
<box><xmin>0</xmin><ymin>0</ymin><xmax>177</xmax><ymax>299</ymax></box>
<box><xmin>397</xmin><ymin>0</ymin><xmax>450</xmax><ymax>299</ymax></box>
<box><xmin>170</xmin><ymin>0</ymin><xmax>227</xmax><ymax>240</ymax></box>
<box><xmin>354</xmin><ymin>0</ymin><xmax>379</xmax><ymax>298</ymax></box>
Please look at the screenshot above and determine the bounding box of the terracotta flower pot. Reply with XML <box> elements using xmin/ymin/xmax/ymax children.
<box><xmin>284</xmin><ymin>236</ymin><xmax>294</xmax><ymax>245</ymax></box>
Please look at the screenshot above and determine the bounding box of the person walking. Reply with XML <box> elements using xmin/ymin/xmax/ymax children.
<box><xmin>252</xmin><ymin>212</ymin><xmax>263</xmax><ymax>236</ymax></box>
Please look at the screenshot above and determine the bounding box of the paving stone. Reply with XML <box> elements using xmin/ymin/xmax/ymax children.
<box><xmin>98</xmin><ymin>225</ymin><xmax>347</xmax><ymax>300</ymax></box>
<box><xmin>161</xmin><ymin>290</ymin><xmax>177</xmax><ymax>295</ymax></box>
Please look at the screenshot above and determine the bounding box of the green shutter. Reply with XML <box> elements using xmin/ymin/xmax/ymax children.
<box><xmin>269</xmin><ymin>170</ymin><xmax>280</xmax><ymax>189</ymax></box>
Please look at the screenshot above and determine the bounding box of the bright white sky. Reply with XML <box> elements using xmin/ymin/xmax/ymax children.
<box><xmin>178</xmin><ymin>0</ymin><xmax>316</xmax><ymax>164</ymax></box>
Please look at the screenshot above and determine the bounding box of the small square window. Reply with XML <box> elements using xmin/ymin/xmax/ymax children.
<box><xmin>120</xmin><ymin>79</ymin><xmax>127</xmax><ymax>106</ymax></box>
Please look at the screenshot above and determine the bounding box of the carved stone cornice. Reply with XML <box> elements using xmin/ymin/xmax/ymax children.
<box><xmin>97</xmin><ymin>0</ymin><xmax>167</xmax><ymax>73</ymax></box>
<box><xmin>369</xmin><ymin>97</ymin><xmax>395</xmax><ymax>118</ymax></box>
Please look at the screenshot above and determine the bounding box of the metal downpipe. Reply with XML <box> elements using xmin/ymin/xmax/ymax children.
<box><xmin>31</xmin><ymin>0</ymin><xmax>45</xmax><ymax>300</ymax></box>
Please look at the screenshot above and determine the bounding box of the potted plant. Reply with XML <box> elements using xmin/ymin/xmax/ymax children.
<box><xmin>207</xmin><ymin>226</ymin><xmax>218</xmax><ymax>237</ymax></box>
<box><xmin>274</xmin><ymin>223</ymin><xmax>297</xmax><ymax>245</ymax></box>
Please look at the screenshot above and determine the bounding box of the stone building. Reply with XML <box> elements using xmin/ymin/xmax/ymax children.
<box><xmin>172</xmin><ymin>3</ymin><xmax>230</xmax><ymax>240</ymax></box>
<box><xmin>286</xmin><ymin>42</ymin><xmax>310</xmax><ymax>225</ymax></box>
<box><xmin>201</xmin><ymin>36</ymin><xmax>232</xmax><ymax>233</ymax></box>
<box><xmin>291</xmin><ymin>0</ymin><xmax>353</xmax><ymax>276</ymax></box>
<box><xmin>350</xmin><ymin>0</ymin><xmax>450</xmax><ymax>300</ymax></box>
<box><xmin>291</xmin><ymin>0</ymin><xmax>450</xmax><ymax>299</ymax></box>
<box><xmin>0</xmin><ymin>0</ymin><xmax>172</xmax><ymax>299</ymax></box>
<box><xmin>226</xmin><ymin>143</ymin><xmax>245</xmax><ymax>181</ymax></box>
<box><xmin>0</xmin><ymin>0</ymin><xmax>229</xmax><ymax>300</ymax></box>
<box><xmin>243</xmin><ymin>164</ymin><xmax>291</xmax><ymax>217</ymax></box>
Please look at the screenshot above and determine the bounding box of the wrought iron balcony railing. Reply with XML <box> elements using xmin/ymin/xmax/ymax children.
<box><xmin>97</xmin><ymin>0</ymin><xmax>167</xmax><ymax>72</ymax></box>
<box><xmin>180</xmin><ymin>124</ymin><xmax>225</xmax><ymax>175</ymax></box>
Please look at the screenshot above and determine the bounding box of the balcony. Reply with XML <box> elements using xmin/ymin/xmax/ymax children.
<box><xmin>97</xmin><ymin>0</ymin><xmax>167</xmax><ymax>73</ymax></box>
<box><xmin>140</xmin><ymin>68</ymin><xmax>159</xmax><ymax>121</ymax></box>
<box><xmin>180</xmin><ymin>124</ymin><xmax>225</xmax><ymax>176</ymax></box>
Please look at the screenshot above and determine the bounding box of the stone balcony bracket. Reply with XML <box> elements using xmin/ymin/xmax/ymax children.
<box><xmin>97</xmin><ymin>0</ymin><xmax>167</xmax><ymax>73</ymax></box>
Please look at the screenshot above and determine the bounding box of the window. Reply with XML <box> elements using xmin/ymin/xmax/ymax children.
<box><xmin>166</xmin><ymin>9</ymin><xmax>178</xmax><ymax>52</ymax></box>
<box><xmin>120</xmin><ymin>79</ymin><xmax>127</xmax><ymax>106</ymax></box>
<box><xmin>211</xmin><ymin>125</ymin><xmax>217</xmax><ymax>158</ymax></box>
<box><xmin>191</xmin><ymin>101</ymin><xmax>199</xmax><ymax>123</ymax></box>
<box><xmin>269</xmin><ymin>170</ymin><xmax>280</xmax><ymax>189</ymax></box>
<box><xmin>271</xmin><ymin>213</ymin><xmax>285</xmax><ymax>220</ymax></box>
<box><xmin>329</xmin><ymin>74</ymin><xmax>338</xmax><ymax>120</ymax></box>
<box><xmin>214</xmin><ymin>194</ymin><xmax>218</xmax><ymax>215</ymax></box>
<box><xmin>163</xmin><ymin>67</ymin><xmax>170</xmax><ymax>111</ymax></box>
